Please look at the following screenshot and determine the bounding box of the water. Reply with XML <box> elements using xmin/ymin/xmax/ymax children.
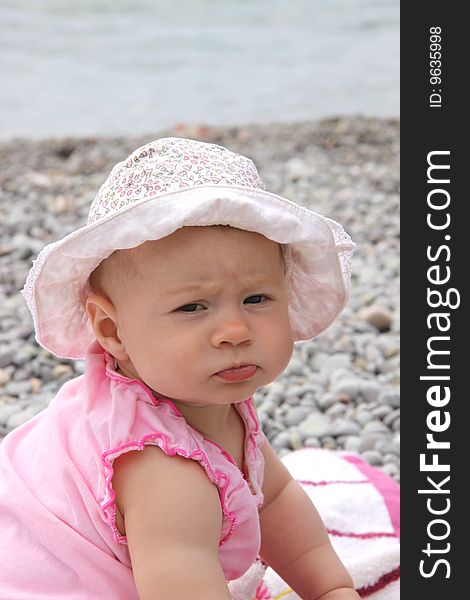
<box><xmin>0</xmin><ymin>0</ymin><xmax>399</xmax><ymax>140</ymax></box>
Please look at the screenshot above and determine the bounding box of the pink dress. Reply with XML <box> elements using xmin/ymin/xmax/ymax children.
<box><xmin>0</xmin><ymin>341</ymin><xmax>265</xmax><ymax>598</ymax></box>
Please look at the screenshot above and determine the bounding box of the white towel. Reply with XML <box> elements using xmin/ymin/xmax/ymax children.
<box><xmin>228</xmin><ymin>448</ymin><xmax>400</xmax><ymax>599</ymax></box>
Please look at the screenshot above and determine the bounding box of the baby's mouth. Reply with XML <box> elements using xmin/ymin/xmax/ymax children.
<box><xmin>214</xmin><ymin>364</ymin><xmax>258</xmax><ymax>382</ymax></box>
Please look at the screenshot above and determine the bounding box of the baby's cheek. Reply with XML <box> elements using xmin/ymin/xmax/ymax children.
<box><xmin>272</xmin><ymin>319</ymin><xmax>294</xmax><ymax>368</ymax></box>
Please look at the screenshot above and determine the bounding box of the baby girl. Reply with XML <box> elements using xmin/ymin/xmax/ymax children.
<box><xmin>0</xmin><ymin>137</ymin><xmax>359</xmax><ymax>599</ymax></box>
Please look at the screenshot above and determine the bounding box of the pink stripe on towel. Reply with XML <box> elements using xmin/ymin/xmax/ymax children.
<box><xmin>343</xmin><ymin>454</ymin><xmax>400</xmax><ymax>539</ymax></box>
<box><xmin>327</xmin><ymin>528</ymin><xmax>397</xmax><ymax>539</ymax></box>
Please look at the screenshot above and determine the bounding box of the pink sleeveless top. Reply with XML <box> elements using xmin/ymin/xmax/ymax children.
<box><xmin>0</xmin><ymin>341</ymin><xmax>265</xmax><ymax>598</ymax></box>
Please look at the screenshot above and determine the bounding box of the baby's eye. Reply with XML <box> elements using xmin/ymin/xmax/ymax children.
<box><xmin>177</xmin><ymin>303</ymin><xmax>204</xmax><ymax>312</ymax></box>
<box><xmin>244</xmin><ymin>295</ymin><xmax>268</xmax><ymax>304</ymax></box>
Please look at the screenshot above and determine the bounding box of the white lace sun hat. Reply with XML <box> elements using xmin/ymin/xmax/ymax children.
<box><xmin>22</xmin><ymin>137</ymin><xmax>355</xmax><ymax>359</ymax></box>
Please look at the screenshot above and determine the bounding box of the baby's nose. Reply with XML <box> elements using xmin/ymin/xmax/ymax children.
<box><xmin>210</xmin><ymin>311</ymin><xmax>253</xmax><ymax>347</ymax></box>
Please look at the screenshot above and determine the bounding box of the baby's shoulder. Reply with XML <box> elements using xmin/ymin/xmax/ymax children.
<box><xmin>112</xmin><ymin>444</ymin><xmax>223</xmax><ymax>538</ymax></box>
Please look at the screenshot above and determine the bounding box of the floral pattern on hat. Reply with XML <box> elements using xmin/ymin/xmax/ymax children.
<box><xmin>88</xmin><ymin>138</ymin><xmax>265</xmax><ymax>224</ymax></box>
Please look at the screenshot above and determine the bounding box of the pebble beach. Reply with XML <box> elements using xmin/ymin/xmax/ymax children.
<box><xmin>0</xmin><ymin>116</ymin><xmax>400</xmax><ymax>481</ymax></box>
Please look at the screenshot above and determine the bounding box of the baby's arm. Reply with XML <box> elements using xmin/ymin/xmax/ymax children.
<box><xmin>259</xmin><ymin>440</ymin><xmax>361</xmax><ymax>600</ymax></box>
<box><xmin>112</xmin><ymin>446</ymin><xmax>231</xmax><ymax>600</ymax></box>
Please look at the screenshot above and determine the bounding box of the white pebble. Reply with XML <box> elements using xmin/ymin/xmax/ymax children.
<box><xmin>299</xmin><ymin>413</ymin><xmax>331</xmax><ymax>437</ymax></box>
<box><xmin>344</xmin><ymin>435</ymin><xmax>361</xmax><ymax>452</ymax></box>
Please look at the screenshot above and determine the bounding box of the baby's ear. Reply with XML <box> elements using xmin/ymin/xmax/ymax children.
<box><xmin>85</xmin><ymin>295</ymin><xmax>129</xmax><ymax>361</ymax></box>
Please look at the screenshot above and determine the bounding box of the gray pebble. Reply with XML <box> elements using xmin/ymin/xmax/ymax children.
<box><xmin>283</xmin><ymin>395</ymin><xmax>300</xmax><ymax>407</ymax></box>
<box><xmin>317</xmin><ymin>392</ymin><xmax>339</xmax><ymax>411</ymax></box>
<box><xmin>303</xmin><ymin>437</ymin><xmax>321</xmax><ymax>448</ymax></box>
<box><xmin>264</xmin><ymin>420</ymin><xmax>284</xmax><ymax>439</ymax></box>
<box><xmin>389</xmin><ymin>434</ymin><xmax>400</xmax><ymax>455</ymax></box>
<box><xmin>37</xmin><ymin>364</ymin><xmax>53</xmax><ymax>380</ymax></box>
<box><xmin>371</xmin><ymin>404</ymin><xmax>392</xmax><ymax>419</ymax></box>
<box><xmin>354</xmin><ymin>409</ymin><xmax>374</xmax><ymax>426</ymax></box>
<box><xmin>381</xmin><ymin>463</ymin><xmax>400</xmax><ymax>480</ymax></box>
<box><xmin>330</xmin><ymin>378</ymin><xmax>362</xmax><ymax>398</ymax></box>
<box><xmin>379</xmin><ymin>356</ymin><xmax>400</xmax><ymax>374</ymax></box>
<box><xmin>325</xmin><ymin>403</ymin><xmax>347</xmax><ymax>419</ymax></box>
<box><xmin>12</xmin><ymin>366</ymin><xmax>32</xmax><ymax>382</ymax></box>
<box><xmin>263</xmin><ymin>380</ymin><xmax>285</xmax><ymax>399</ymax></box>
<box><xmin>363</xmin><ymin>344</ymin><xmax>384</xmax><ymax>367</ymax></box>
<box><xmin>359</xmin><ymin>433</ymin><xmax>388</xmax><ymax>453</ymax></box>
<box><xmin>376</xmin><ymin>336</ymin><xmax>399</xmax><ymax>358</ymax></box>
<box><xmin>52</xmin><ymin>364</ymin><xmax>74</xmax><ymax>380</ymax></box>
<box><xmin>374</xmin><ymin>439</ymin><xmax>391</xmax><ymax>454</ymax></box>
<box><xmin>258</xmin><ymin>398</ymin><xmax>277</xmax><ymax>417</ymax></box>
<box><xmin>3</xmin><ymin>380</ymin><xmax>34</xmax><ymax>397</ymax></box>
<box><xmin>361</xmin><ymin>380</ymin><xmax>382</xmax><ymax>403</ymax></box>
<box><xmin>271</xmin><ymin>431</ymin><xmax>292</xmax><ymax>449</ymax></box>
<box><xmin>0</xmin><ymin>350</ymin><xmax>14</xmax><ymax>369</ymax></box>
<box><xmin>283</xmin><ymin>406</ymin><xmax>311</xmax><ymax>427</ymax></box>
<box><xmin>299</xmin><ymin>392</ymin><xmax>318</xmax><ymax>408</ymax></box>
<box><xmin>362</xmin><ymin>420</ymin><xmax>390</xmax><ymax>434</ymax></box>
<box><xmin>383</xmin><ymin>453</ymin><xmax>399</xmax><ymax>466</ymax></box>
<box><xmin>309</xmin><ymin>351</ymin><xmax>330</xmax><ymax>371</ymax></box>
<box><xmin>378</xmin><ymin>389</ymin><xmax>400</xmax><ymax>408</ymax></box>
<box><xmin>0</xmin><ymin>369</ymin><xmax>12</xmax><ymax>386</ymax></box>
<box><xmin>383</xmin><ymin>408</ymin><xmax>400</xmax><ymax>427</ymax></box>
<box><xmin>0</xmin><ymin>402</ymin><xmax>22</xmax><ymax>426</ymax></box>
<box><xmin>361</xmin><ymin>450</ymin><xmax>383</xmax><ymax>466</ymax></box>
<box><xmin>363</xmin><ymin>420</ymin><xmax>390</xmax><ymax>434</ymax></box>
<box><xmin>285</xmin><ymin>357</ymin><xmax>306</xmax><ymax>377</ymax></box>
<box><xmin>284</xmin><ymin>385</ymin><xmax>304</xmax><ymax>401</ymax></box>
<box><xmin>13</xmin><ymin>345</ymin><xmax>37</xmax><ymax>367</ymax></box>
<box><xmin>321</xmin><ymin>436</ymin><xmax>337</xmax><ymax>450</ymax></box>
<box><xmin>330</xmin><ymin>419</ymin><xmax>361</xmax><ymax>436</ymax></box>
<box><xmin>319</xmin><ymin>354</ymin><xmax>351</xmax><ymax>382</ymax></box>
<box><xmin>329</xmin><ymin>367</ymin><xmax>353</xmax><ymax>385</ymax></box>
<box><xmin>351</xmin><ymin>320</ymin><xmax>377</xmax><ymax>334</ymax></box>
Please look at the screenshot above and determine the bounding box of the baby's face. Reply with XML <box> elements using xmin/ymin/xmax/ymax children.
<box><xmin>111</xmin><ymin>226</ymin><xmax>294</xmax><ymax>406</ymax></box>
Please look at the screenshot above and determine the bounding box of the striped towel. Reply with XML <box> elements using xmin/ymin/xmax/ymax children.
<box><xmin>228</xmin><ymin>448</ymin><xmax>400</xmax><ymax>600</ymax></box>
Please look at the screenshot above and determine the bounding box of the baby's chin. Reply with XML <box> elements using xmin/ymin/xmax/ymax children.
<box><xmin>153</xmin><ymin>383</ymin><xmax>263</xmax><ymax>407</ymax></box>
<box><xmin>155</xmin><ymin>391</ymin><xmax>255</xmax><ymax>407</ymax></box>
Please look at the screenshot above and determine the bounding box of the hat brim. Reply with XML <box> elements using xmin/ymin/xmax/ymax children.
<box><xmin>22</xmin><ymin>185</ymin><xmax>355</xmax><ymax>359</ymax></box>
